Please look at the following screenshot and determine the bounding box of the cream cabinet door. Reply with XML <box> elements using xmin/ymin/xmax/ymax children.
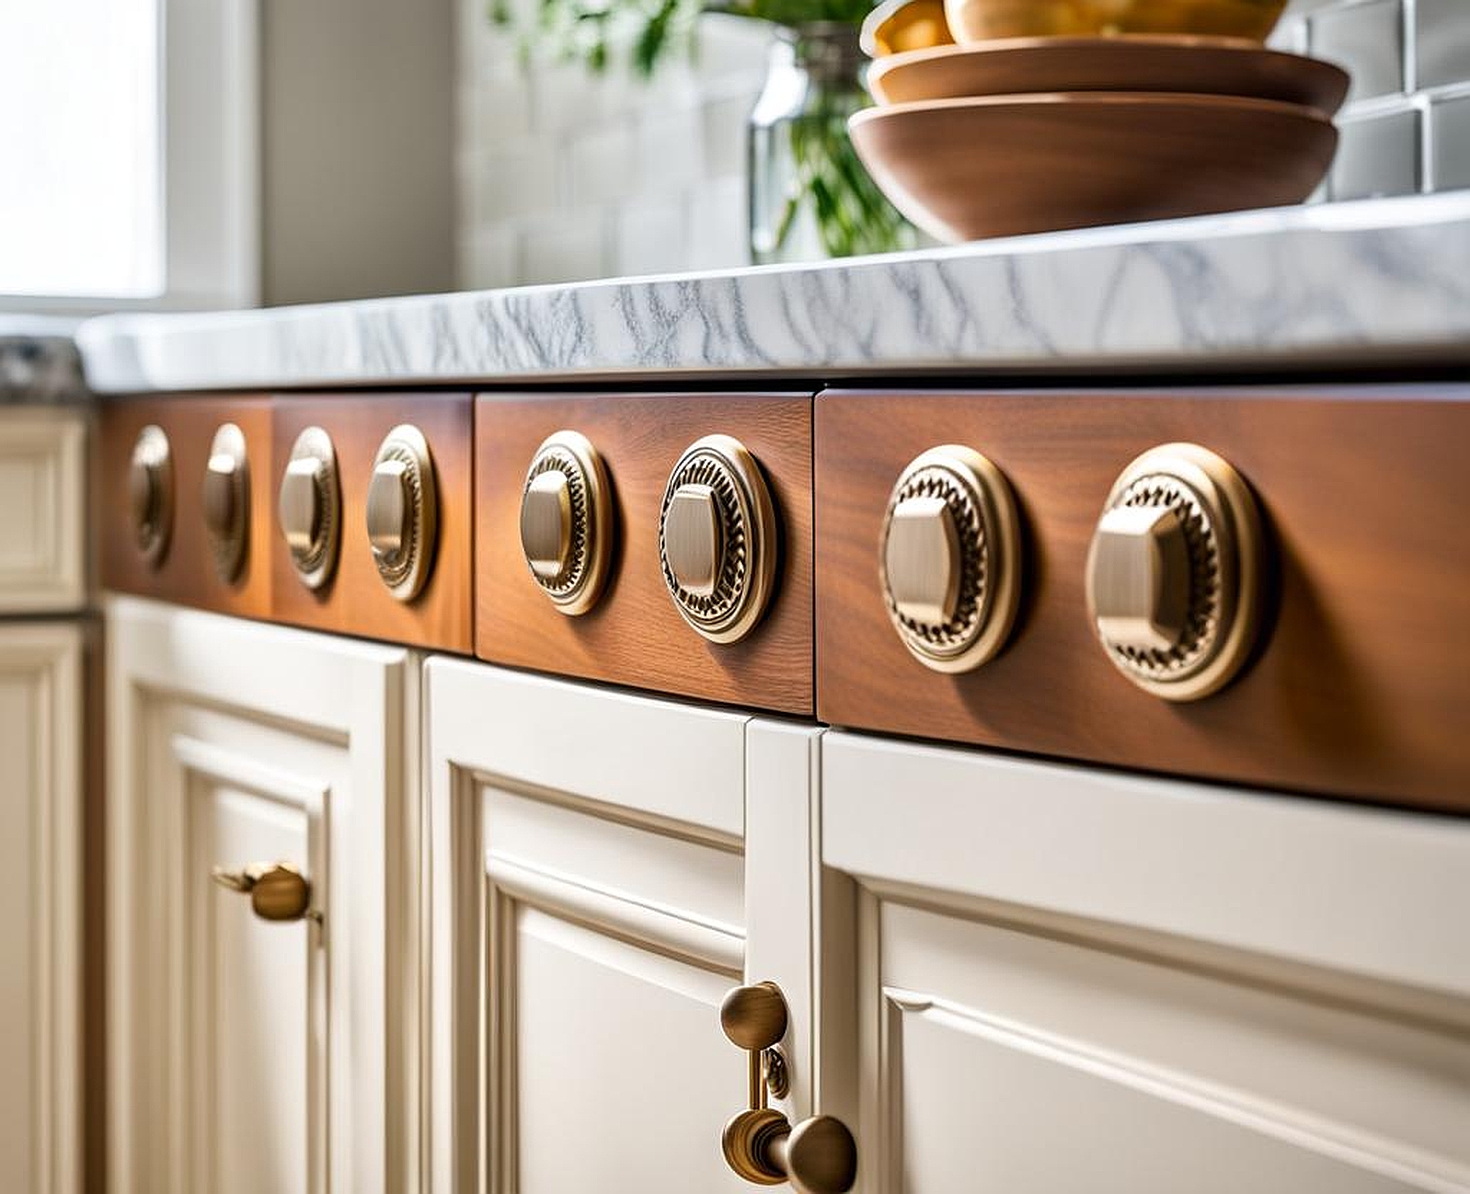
<box><xmin>106</xmin><ymin>596</ymin><xmax>421</xmax><ymax>1194</ymax></box>
<box><xmin>0</xmin><ymin>622</ymin><xmax>84</xmax><ymax>1194</ymax></box>
<box><xmin>0</xmin><ymin>408</ymin><xmax>87</xmax><ymax>614</ymax></box>
<box><xmin>425</xmin><ymin>659</ymin><xmax>828</xmax><ymax>1194</ymax></box>
<box><xmin>821</xmin><ymin>732</ymin><xmax>1470</xmax><ymax>1194</ymax></box>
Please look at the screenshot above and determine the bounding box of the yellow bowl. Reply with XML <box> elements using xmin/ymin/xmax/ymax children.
<box><xmin>944</xmin><ymin>0</ymin><xmax>1288</xmax><ymax>44</ymax></box>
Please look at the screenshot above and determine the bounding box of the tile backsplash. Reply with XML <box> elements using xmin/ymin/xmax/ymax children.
<box><xmin>1273</xmin><ymin>0</ymin><xmax>1470</xmax><ymax>200</ymax></box>
<box><xmin>456</xmin><ymin>0</ymin><xmax>1470</xmax><ymax>289</ymax></box>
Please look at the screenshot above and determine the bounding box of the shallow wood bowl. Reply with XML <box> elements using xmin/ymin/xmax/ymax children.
<box><xmin>848</xmin><ymin>92</ymin><xmax>1337</xmax><ymax>243</ymax></box>
<box><xmin>944</xmin><ymin>0</ymin><xmax>1288</xmax><ymax>43</ymax></box>
<box><xmin>867</xmin><ymin>36</ymin><xmax>1349</xmax><ymax>115</ymax></box>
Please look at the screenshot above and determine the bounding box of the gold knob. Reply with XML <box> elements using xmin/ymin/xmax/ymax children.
<box><xmin>719</xmin><ymin>982</ymin><xmax>857</xmax><ymax>1194</ymax></box>
<box><xmin>128</xmin><ymin>425</ymin><xmax>172</xmax><ymax>566</ymax></box>
<box><xmin>658</xmin><ymin>435</ymin><xmax>779</xmax><ymax>644</ymax></box>
<box><xmin>519</xmin><ymin>430</ymin><xmax>614</xmax><ymax>615</ymax></box>
<box><xmin>279</xmin><ymin>427</ymin><xmax>341</xmax><ymax>590</ymax></box>
<box><xmin>211</xmin><ymin>862</ymin><xmax>315</xmax><ymax>923</ymax></box>
<box><xmin>880</xmin><ymin>445</ymin><xmax>1022</xmax><ymax>673</ymax></box>
<box><xmin>1085</xmin><ymin>443</ymin><xmax>1265</xmax><ymax>701</ymax></box>
<box><xmin>367</xmin><ymin>424</ymin><xmax>437</xmax><ymax>602</ymax></box>
<box><xmin>202</xmin><ymin>423</ymin><xmax>249</xmax><ymax>583</ymax></box>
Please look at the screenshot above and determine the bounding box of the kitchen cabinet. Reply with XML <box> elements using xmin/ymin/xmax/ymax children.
<box><xmin>0</xmin><ymin>621</ymin><xmax>84</xmax><ymax>1194</ymax></box>
<box><xmin>0</xmin><ymin>408</ymin><xmax>87</xmax><ymax>614</ymax></box>
<box><xmin>105</xmin><ymin>596</ymin><xmax>422</xmax><ymax>1194</ymax></box>
<box><xmin>424</xmin><ymin>659</ymin><xmax>834</xmax><ymax>1194</ymax></box>
<box><xmin>821</xmin><ymin>731</ymin><xmax>1470</xmax><ymax>1193</ymax></box>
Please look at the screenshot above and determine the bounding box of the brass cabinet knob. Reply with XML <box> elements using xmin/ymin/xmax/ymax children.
<box><xmin>211</xmin><ymin>861</ymin><xmax>315</xmax><ymax>923</ymax></box>
<box><xmin>366</xmin><ymin>424</ymin><xmax>437</xmax><ymax>602</ymax></box>
<box><xmin>658</xmin><ymin>435</ymin><xmax>779</xmax><ymax>644</ymax></box>
<box><xmin>518</xmin><ymin>430</ymin><xmax>614</xmax><ymax>615</ymax></box>
<box><xmin>128</xmin><ymin>424</ymin><xmax>173</xmax><ymax>566</ymax></box>
<box><xmin>279</xmin><ymin>427</ymin><xmax>341</xmax><ymax>590</ymax></box>
<box><xmin>880</xmin><ymin>445</ymin><xmax>1022</xmax><ymax>672</ymax></box>
<box><xmin>1085</xmin><ymin>443</ymin><xmax>1265</xmax><ymax>701</ymax></box>
<box><xmin>719</xmin><ymin>981</ymin><xmax>857</xmax><ymax>1194</ymax></box>
<box><xmin>202</xmin><ymin>423</ymin><xmax>249</xmax><ymax>582</ymax></box>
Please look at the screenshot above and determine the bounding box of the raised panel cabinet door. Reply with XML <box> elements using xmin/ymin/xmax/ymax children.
<box><xmin>105</xmin><ymin>595</ymin><xmax>422</xmax><ymax>1194</ymax></box>
<box><xmin>0</xmin><ymin>622</ymin><xmax>84</xmax><ymax>1194</ymax></box>
<box><xmin>425</xmin><ymin>660</ymin><xmax>829</xmax><ymax>1194</ymax></box>
<box><xmin>0</xmin><ymin>408</ymin><xmax>87</xmax><ymax>614</ymax></box>
<box><xmin>821</xmin><ymin>732</ymin><xmax>1470</xmax><ymax>1194</ymax></box>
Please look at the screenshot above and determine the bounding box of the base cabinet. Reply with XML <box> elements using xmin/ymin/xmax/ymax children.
<box><xmin>425</xmin><ymin>660</ymin><xmax>832</xmax><ymax>1194</ymax></box>
<box><xmin>0</xmin><ymin>622</ymin><xmax>84</xmax><ymax>1194</ymax></box>
<box><xmin>821</xmin><ymin>732</ymin><xmax>1470</xmax><ymax>1194</ymax></box>
<box><xmin>106</xmin><ymin>597</ymin><xmax>421</xmax><ymax>1194</ymax></box>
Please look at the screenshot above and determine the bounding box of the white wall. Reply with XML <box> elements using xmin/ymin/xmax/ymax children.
<box><xmin>456</xmin><ymin>0</ymin><xmax>773</xmax><ymax>287</ymax></box>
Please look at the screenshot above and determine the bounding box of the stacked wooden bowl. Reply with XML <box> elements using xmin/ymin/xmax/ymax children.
<box><xmin>852</xmin><ymin>0</ymin><xmax>1347</xmax><ymax>242</ymax></box>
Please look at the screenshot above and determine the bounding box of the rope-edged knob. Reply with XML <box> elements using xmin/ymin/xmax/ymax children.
<box><xmin>519</xmin><ymin>430</ymin><xmax>614</xmax><ymax>615</ymax></box>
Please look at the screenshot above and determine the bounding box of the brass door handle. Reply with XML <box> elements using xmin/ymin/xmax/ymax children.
<box><xmin>720</xmin><ymin>983</ymin><xmax>857</xmax><ymax>1194</ymax></box>
<box><xmin>211</xmin><ymin>861</ymin><xmax>316</xmax><ymax>923</ymax></box>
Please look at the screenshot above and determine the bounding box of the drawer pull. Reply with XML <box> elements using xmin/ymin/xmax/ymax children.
<box><xmin>211</xmin><ymin>861</ymin><xmax>317</xmax><ymax>924</ymax></box>
<box><xmin>719</xmin><ymin>982</ymin><xmax>857</xmax><ymax>1194</ymax></box>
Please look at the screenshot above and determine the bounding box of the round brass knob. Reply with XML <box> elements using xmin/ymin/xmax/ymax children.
<box><xmin>211</xmin><ymin>861</ymin><xmax>314</xmax><ymax>923</ymax></box>
<box><xmin>721</xmin><ymin>982</ymin><xmax>788</xmax><ymax>1052</ymax></box>
<box><xmin>880</xmin><ymin>445</ymin><xmax>1022</xmax><ymax>672</ymax></box>
<box><xmin>202</xmin><ymin>423</ymin><xmax>249</xmax><ymax>583</ymax></box>
<box><xmin>367</xmin><ymin>424</ymin><xmax>438</xmax><ymax>602</ymax></box>
<box><xmin>278</xmin><ymin>426</ymin><xmax>341</xmax><ymax>590</ymax></box>
<box><xmin>128</xmin><ymin>424</ymin><xmax>173</xmax><ymax>566</ymax></box>
<box><xmin>777</xmin><ymin>1115</ymin><xmax>859</xmax><ymax>1194</ymax></box>
<box><xmin>658</xmin><ymin>435</ymin><xmax>779</xmax><ymax>644</ymax></box>
<box><xmin>1085</xmin><ymin>443</ymin><xmax>1264</xmax><ymax>701</ymax></box>
<box><xmin>519</xmin><ymin>430</ymin><xmax>613</xmax><ymax>615</ymax></box>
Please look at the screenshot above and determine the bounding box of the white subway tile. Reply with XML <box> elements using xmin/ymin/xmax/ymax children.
<box><xmin>614</xmin><ymin>198</ymin><xmax>690</xmax><ymax>276</ymax></box>
<box><xmin>475</xmin><ymin>140</ymin><xmax>559</xmax><ymax>223</ymax></box>
<box><xmin>1310</xmin><ymin>0</ymin><xmax>1404</xmax><ymax>103</ymax></box>
<box><xmin>636</xmin><ymin>106</ymin><xmax>704</xmax><ymax>193</ymax></box>
<box><xmin>564</xmin><ymin>120</ymin><xmax>638</xmax><ymax>206</ymax></box>
<box><xmin>686</xmin><ymin>175</ymin><xmax>748</xmax><ymax>270</ymax></box>
<box><xmin>519</xmin><ymin>209</ymin><xmax>610</xmax><ymax>283</ymax></box>
<box><xmin>701</xmin><ymin>91</ymin><xmax>754</xmax><ymax>179</ymax></box>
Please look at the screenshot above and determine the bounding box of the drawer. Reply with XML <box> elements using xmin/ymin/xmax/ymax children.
<box><xmin>0</xmin><ymin>407</ymin><xmax>87</xmax><ymax>613</ymax></box>
<box><xmin>821</xmin><ymin>731</ymin><xmax>1470</xmax><ymax>1193</ymax></box>
<box><xmin>815</xmin><ymin>387</ymin><xmax>1470</xmax><ymax>811</ymax></box>
<box><xmin>475</xmin><ymin>392</ymin><xmax>814</xmax><ymax>714</ymax></box>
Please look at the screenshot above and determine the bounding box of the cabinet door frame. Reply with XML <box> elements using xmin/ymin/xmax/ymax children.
<box><xmin>425</xmin><ymin>659</ymin><xmax>831</xmax><ymax>1194</ymax></box>
<box><xmin>0</xmin><ymin>620</ymin><xmax>84</xmax><ymax>1194</ymax></box>
<box><xmin>105</xmin><ymin>595</ymin><xmax>422</xmax><ymax>1194</ymax></box>
<box><xmin>821</xmin><ymin>730</ymin><xmax>1470</xmax><ymax>1192</ymax></box>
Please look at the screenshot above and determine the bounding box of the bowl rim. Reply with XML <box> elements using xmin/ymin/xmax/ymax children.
<box><xmin>849</xmin><ymin>89</ymin><xmax>1336</xmax><ymax>130</ymax></box>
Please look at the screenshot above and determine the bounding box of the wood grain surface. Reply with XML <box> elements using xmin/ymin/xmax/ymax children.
<box><xmin>99</xmin><ymin>396</ymin><xmax>275</xmax><ymax>621</ymax></box>
<box><xmin>815</xmin><ymin>388</ymin><xmax>1470</xmax><ymax>812</ymax></box>
<box><xmin>270</xmin><ymin>394</ymin><xmax>474</xmax><ymax>652</ymax></box>
<box><xmin>475</xmin><ymin>392</ymin><xmax>815</xmax><ymax>714</ymax></box>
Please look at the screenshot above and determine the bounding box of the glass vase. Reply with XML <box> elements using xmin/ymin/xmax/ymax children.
<box><xmin>747</xmin><ymin>23</ymin><xmax>916</xmax><ymax>265</ymax></box>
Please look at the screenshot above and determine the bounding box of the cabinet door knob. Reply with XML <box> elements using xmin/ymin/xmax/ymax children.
<box><xmin>367</xmin><ymin>424</ymin><xmax>437</xmax><ymax>601</ymax></box>
<box><xmin>719</xmin><ymin>982</ymin><xmax>857</xmax><ymax>1194</ymax></box>
<box><xmin>202</xmin><ymin>423</ymin><xmax>249</xmax><ymax>583</ymax></box>
<box><xmin>210</xmin><ymin>861</ymin><xmax>316</xmax><ymax>923</ymax></box>
<box><xmin>279</xmin><ymin>427</ymin><xmax>341</xmax><ymax>590</ymax></box>
<box><xmin>518</xmin><ymin>430</ymin><xmax>614</xmax><ymax>615</ymax></box>
<box><xmin>128</xmin><ymin>424</ymin><xmax>173</xmax><ymax>566</ymax></box>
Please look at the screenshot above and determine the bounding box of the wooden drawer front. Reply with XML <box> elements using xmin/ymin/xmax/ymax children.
<box><xmin>270</xmin><ymin>394</ymin><xmax>473</xmax><ymax>652</ymax></box>
<box><xmin>0</xmin><ymin>408</ymin><xmax>87</xmax><ymax>613</ymax></box>
<box><xmin>815</xmin><ymin>388</ymin><xmax>1470</xmax><ymax>811</ymax></box>
<box><xmin>475</xmin><ymin>393</ymin><xmax>814</xmax><ymax>714</ymax></box>
<box><xmin>822</xmin><ymin>732</ymin><xmax>1470</xmax><ymax>1194</ymax></box>
<box><xmin>99</xmin><ymin>396</ymin><xmax>275</xmax><ymax>621</ymax></box>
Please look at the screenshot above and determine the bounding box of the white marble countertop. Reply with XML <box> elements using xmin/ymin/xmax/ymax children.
<box><xmin>76</xmin><ymin>192</ymin><xmax>1470</xmax><ymax>394</ymax></box>
<box><xmin>1</xmin><ymin>315</ymin><xmax>87</xmax><ymax>403</ymax></box>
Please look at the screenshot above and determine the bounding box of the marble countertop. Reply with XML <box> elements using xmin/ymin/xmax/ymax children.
<box><xmin>71</xmin><ymin>192</ymin><xmax>1470</xmax><ymax>393</ymax></box>
<box><xmin>1</xmin><ymin>316</ymin><xmax>87</xmax><ymax>403</ymax></box>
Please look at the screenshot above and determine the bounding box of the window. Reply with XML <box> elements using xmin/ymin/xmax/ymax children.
<box><xmin>0</xmin><ymin>0</ymin><xmax>256</xmax><ymax>312</ymax></box>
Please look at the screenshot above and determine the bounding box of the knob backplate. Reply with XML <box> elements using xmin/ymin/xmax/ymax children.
<box><xmin>368</xmin><ymin>424</ymin><xmax>438</xmax><ymax>602</ymax></box>
<box><xmin>279</xmin><ymin>426</ymin><xmax>341</xmax><ymax>590</ymax></box>
<box><xmin>658</xmin><ymin>435</ymin><xmax>778</xmax><ymax>644</ymax></box>
<box><xmin>519</xmin><ymin>430</ymin><xmax>613</xmax><ymax>616</ymax></box>
<box><xmin>1085</xmin><ymin>442</ymin><xmax>1264</xmax><ymax>701</ymax></box>
<box><xmin>129</xmin><ymin>424</ymin><xmax>173</xmax><ymax>567</ymax></box>
<box><xmin>203</xmin><ymin>423</ymin><xmax>249</xmax><ymax>583</ymax></box>
<box><xmin>879</xmin><ymin>445</ymin><xmax>1021</xmax><ymax>673</ymax></box>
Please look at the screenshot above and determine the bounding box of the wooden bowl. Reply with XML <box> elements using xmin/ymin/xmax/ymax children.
<box><xmin>867</xmin><ymin>36</ymin><xmax>1350</xmax><ymax>115</ymax></box>
<box><xmin>944</xmin><ymin>0</ymin><xmax>1288</xmax><ymax>43</ymax></box>
<box><xmin>847</xmin><ymin>92</ymin><xmax>1337</xmax><ymax>243</ymax></box>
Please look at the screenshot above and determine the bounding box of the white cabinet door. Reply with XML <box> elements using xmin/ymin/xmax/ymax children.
<box><xmin>106</xmin><ymin>596</ymin><xmax>421</xmax><ymax>1194</ymax></box>
<box><xmin>425</xmin><ymin>659</ymin><xmax>827</xmax><ymax>1194</ymax></box>
<box><xmin>0</xmin><ymin>622</ymin><xmax>83</xmax><ymax>1194</ymax></box>
<box><xmin>822</xmin><ymin>732</ymin><xmax>1470</xmax><ymax>1194</ymax></box>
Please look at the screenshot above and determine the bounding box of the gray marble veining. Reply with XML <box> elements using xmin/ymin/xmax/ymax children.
<box><xmin>1</xmin><ymin>317</ymin><xmax>88</xmax><ymax>403</ymax></box>
<box><xmin>78</xmin><ymin>193</ymin><xmax>1470</xmax><ymax>394</ymax></box>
